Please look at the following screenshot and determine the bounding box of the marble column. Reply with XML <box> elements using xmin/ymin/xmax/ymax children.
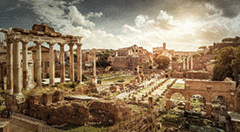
<box><xmin>59</xmin><ymin>44</ymin><xmax>65</xmax><ymax>83</ymax></box>
<box><xmin>93</xmin><ymin>52</ymin><xmax>96</xmax><ymax>77</ymax></box>
<box><xmin>76</xmin><ymin>43</ymin><xmax>82</xmax><ymax>82</ymax></box>
<box><xmin>12</xmin><ymin>40</ymin><xmax>21</xmax><ymax>94</ymax></box>
<box><xmin>6</xmin><ymin>40</ymin><xmax>13</xmax><ymax>94</ymax></box>
<box><xmin>183</xmin><ymin>56</ymin><xmax>185</xmax><ymax>70</ymax></box>
<box><xmin>36</xmin><ymin>42</ymin><xmax>42</xmax><ymax>87</ymax></box>
<box><xmin>92</xmin><ymin>52</ymin><xmax>97</xmax><ymax>84</ymax></box>
<box><xmin>22</xmin><ymin>41</ymin><xmax>28</xmax><ymax>90</ymax></box>
<box><xmin>48</xmin><ymin>43</ymin><xmax>55</xmax><ymax>86</ymax></box>
<box><xmin>69</xmin><ymin>43</ymin><xmax>74</xmax><ymax>81</ymax></box>
<box><xmin>191</xmin><ymin>55</ymin><xmax>193</xmax><ymax>70</ymax></box>
<box><xmin>187</xmin><ymin>56</ymin><xmax>190</xmax><ymax>70</ymax></box>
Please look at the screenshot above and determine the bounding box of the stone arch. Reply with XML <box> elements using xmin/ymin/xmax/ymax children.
<box><xmin>166</xmin><ymin>90</ymin><xmax>186</xmax><ymax>111</ymax></box>
<box><xmin>211</xmin><ymin>93</ymin><xmax>231</xmax><ymax>108</ymax></box>
<box><xmin>189</xmin><ymin>94</ymin><xmax>206</xmax><ymax>112</ymax></box>
<box><xmin>170</xmin><ymin>92</ymin><xmax>186</xmax><ymax>111</ymax></box>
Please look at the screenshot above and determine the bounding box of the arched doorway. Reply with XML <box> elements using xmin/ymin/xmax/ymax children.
<box><xmin>170</xmin><ymin>93</ymin><xmax>186</xmax><ymax>112</ymax></box>
<box><xmin>211</xmin><ymin>95</ymin><xmax>228</xmax><ymax>121</ymax></box>
<box><xmin>190</xmin><ymin>94</ymin><xmax>206</xmax><ymax>113</ymax></box>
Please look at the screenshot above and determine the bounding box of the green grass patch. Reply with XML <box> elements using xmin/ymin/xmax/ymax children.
<box><xmin>172</xmin><ymin>83</ymin><xmax>184</xmax><ymax>89</ymax></box>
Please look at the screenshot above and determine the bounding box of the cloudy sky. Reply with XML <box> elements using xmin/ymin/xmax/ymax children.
<box><xmin>0</xmin><ymin>0</ymin><xmax>239</xmax><ymax>51</ymax></box>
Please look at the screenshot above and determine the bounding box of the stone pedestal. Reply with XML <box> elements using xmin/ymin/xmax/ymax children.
<box><xmin>5</xmin><ymin>94</ymin><xmax>25</xmax><ymax>112</ymax></box>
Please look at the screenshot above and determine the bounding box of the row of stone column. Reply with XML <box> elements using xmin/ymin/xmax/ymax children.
<box><xmin>182</xmin><ymin>55</ymin><xmax>193</xmax><ymax>70</ymax></box>
<box><xmin>6</xmin><ymin>40</ymin><xmax>82</xmax><ymax>95</ymax></box>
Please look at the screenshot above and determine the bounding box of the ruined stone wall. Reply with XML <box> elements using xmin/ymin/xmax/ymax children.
<box><xmin>185</xmin><ymin>79</ymin><xmax>236</xmax><ymax>104</ymax></box>
<box><xmin>111</xmin><ymin>56</ymin><xmax>129</xmax><ymax>70</ymax></box>
<box><xmin>171</xmin><ymin>71</ymin><xmax>183</xmax><ymax>78</ymax></box>
<box><xmin>31</xmin><ymin>51</ymin><xmax>51</xmax><ymax>79</ymax></box>
<box><xmin>129</xmin><ymin>55</ymin><xmax>140</xmax><ymax>70</ymax></box>
<box><xmin>186</xmin><ymin>71</ymin><xmax>210</xmax><ymax>79</ymax></box>
<box><xmin>25</xmin><ymin>92</ymin><xmax>130</xmax><ymax>125</ymax></box>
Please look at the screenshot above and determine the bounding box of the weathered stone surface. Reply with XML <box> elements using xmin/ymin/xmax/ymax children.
<box><xmin>109</xmin><ymin>86</ymin><xmax>120</xmax><ymax>93</ymax></box>
<box><xmin>87</xmin><ymin>99</ymin><xmax>130</xmax><ymax>124</ymax></box>
<box><xmin>26</xmin><ymin>93</ymin><xmax>89</xmax><ymax>125</ymax></box>
<box><xmin>52</xmin><ymin>90</ymin><xmax>64</xmax><ymax>103</ymax></box>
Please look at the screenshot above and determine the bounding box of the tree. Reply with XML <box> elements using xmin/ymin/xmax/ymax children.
<box><xmin>96</xmin><ymin>51</ymin><xmax>111</xmax><ymax>68</ymax></box>
<box><xmin>153</xmin><ymin>54</ymin><xmax>170</xmax><ymax>70</ymax></box>
<box><xmin>212</xmin><ymin>46</ymin><xmax>240</xmax><ymax>81</ymax></box>
<box><xmin>232</xmin><ymin>46</ymin><xmax>240</xmax><ymax>82</ymax></box>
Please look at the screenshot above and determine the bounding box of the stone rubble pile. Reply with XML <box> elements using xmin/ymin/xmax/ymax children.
<box><xmin>24</xmin><ymin>91</ymin><xmax>130</xmax><ymax>125</ymax></box>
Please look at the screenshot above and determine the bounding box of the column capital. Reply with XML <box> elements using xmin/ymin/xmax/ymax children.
<box><xmin>21</xmin><ymin>40</ymin><xmax>29</xmax><ymax>44</ymax></box>
<box><xmin>12</xmin><ymin>38</ymin><xmax>21</xmax><ymax>42</ymax></box>
<box><xmin>34</xmin><ymin>41</ymin><xmax>43</xmax><ymax>45</ymax></box>
<box><xmin>68</xmin><ymin>43</ymin><xmax>74</xmax><ymax>47</ymax></box>
<box><xmin>76</xmin><ymin>43</ymin><xmax>82</xmax><ymax>46</ymax></box>
<box><xmin>47</xmin><ymin>42</ymin><xmax>55</xmax><ymax>45</ymax></box>
<box><xmin>58</xmin><ymin>43</ymin><xmax>65</xmax><ymax>47</ymax></box>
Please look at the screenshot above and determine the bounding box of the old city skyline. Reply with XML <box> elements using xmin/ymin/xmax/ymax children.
<box><xmin>0</xmin><ymin>0</ymin><xmax>240</xmax><ymax>51</ymax></box>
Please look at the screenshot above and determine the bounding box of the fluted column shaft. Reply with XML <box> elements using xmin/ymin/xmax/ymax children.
<box><xmin>22</xmin><ymin>41</ymin><xmax>28</xmax><ymax>90</ymax></box>
<box><xmin>60</xmin><ymin>44</ymin><xmax>65</xmax><ymax>83</ymax></box>
<box><xmin>187</xmin><ymin>56</ymin><xmax>190</xmax><ymax>70</ymax></box>
<box><xmin>183</xmin><ymin>56</ymin><xmax>185</xmax><ymax>70</ymax></box>
<box><xmin>69</xmin><ymin>44</ymin><xmax>74</xmax><ymax>81</ymax></box>
<box><xmin>48</xmin><ymin>43</ymin><xmax>55</xmax><ymax>85</ymax></box>
<box><xmin>13</xmin><ymin>40</ymin><xmax>21</xmax><ymax>94</ymax></box>
<box><xmin>191</xmin><ymin>55</ymin><xmax>193</xmax><ymax>70</ymax></box>
<box><xmin>93</xmin><ymin>52</ymin><xmax>96</xmax><ymax>77</ymax></box>
<box><xmin>6</xmin><ymin>40</ymin><xmax>13</xmax><ymax>94</ymax></box>
<box><xmin>36</xmin><ymin>42</ymin><xmax>42</xmax><ymax>87</ymax></box>
<box><xmin>77</xmin><ymin>44</ymin><xmax>82</xmax><ymax>82</ymax></box>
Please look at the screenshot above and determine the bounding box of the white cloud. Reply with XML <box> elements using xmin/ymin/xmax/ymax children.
<box><xmin>135</xmin><ymin>14</ymin><xmax>148</xmax><ymax>28</ymax></box>
<box><xmin>86</xmin><ymin>12</ymin><xmax>103</xmax><ymax>19</ymax></box>
<box><xmin>68</xmin><ymin>6</ymin><xmax>95</xmax><ymax>28</ymax></box>
<box><xmin>122</xmin><ymin>24</ymin><xmax>141</xmax><ymax>34</ymax></box>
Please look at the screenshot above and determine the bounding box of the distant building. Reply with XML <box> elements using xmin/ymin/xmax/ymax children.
<box><xmin>109</xmin><ymin>45</ymin><xmax>152</xmax><ymax>70</ymax></box>
<box><xmin>28</xmin><ymin>45</ymin><xmax>54</xmax><ymax>79</ymax></box>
